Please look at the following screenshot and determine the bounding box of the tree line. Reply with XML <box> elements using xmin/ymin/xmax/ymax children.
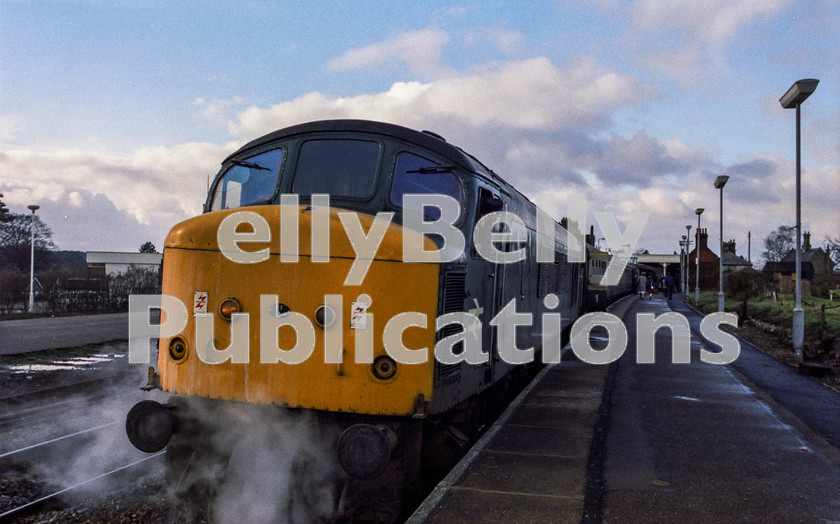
<box><xmin>0</xmin><ymin>194</ymin><xmax>160</xmax><ymax>315</ymax></box>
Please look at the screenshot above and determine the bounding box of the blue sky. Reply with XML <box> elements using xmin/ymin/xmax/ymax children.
<box><xmin>1</xmin><ymin>0</ymin><xmax>838</xmax><ymax>264</ymax></box>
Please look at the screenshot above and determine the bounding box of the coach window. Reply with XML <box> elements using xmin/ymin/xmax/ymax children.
<box><xmin>292</xmin><ymin>139</ymin><xmax>380</xmax><ymax>199</ymax></box>
<box><xmin>389</xmin><ymin>152</ymin><xmax>462</xmax><ymax>220</ymax></box>
<box><xmin>210</xmin><ymin>149</ymin><xmax>283</xmax><ymax>211</ymax></box>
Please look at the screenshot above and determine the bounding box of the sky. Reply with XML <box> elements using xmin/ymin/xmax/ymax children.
<box><xmin>1</xmin><ymin>0</ymin><xmax>838</xmax><ymax>267</ymax></box>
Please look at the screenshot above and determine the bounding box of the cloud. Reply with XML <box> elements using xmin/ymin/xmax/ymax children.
<box><xmin>0</xmin><ymin>142</ymin><xmax>231</xmax><ymax>251</ymax></box>
<box><xmin>231</xmin><ymin>57</ymin><xmax>651</xmax><ymax>138</ymax></box>
<box><xmin>464</xmin><ymin>25</ymin><xmax>526</xmax><ymax>56</ymax></box>
<box><xmin>326</xmin><ymin>29</ymin><xmax>449</xmax><ymax>75</ymax></box>
<box><xmin>633</xmin><ymin>0</ymin><xmax>788</xmax><ymax>43</ymax></box>
<box><xmin>619</xmin><ymin>0</ymin><xmax>789</xmax><ymax>83</ymax></box>
<box><xmin>594</xmin><ymin>131</ymin><xmax>694</xmax><ymax>186</ymax></box>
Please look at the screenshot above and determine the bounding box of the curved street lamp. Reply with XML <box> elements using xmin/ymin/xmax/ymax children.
<box><xmin>694</xmin><ymin>208</ymin><xmax>704</xmax><ymax>305</ymax></box>
<box><xmin>714</xmin><ymin>175</ymin><xmax>729</xmax><ymax>312</ymax></box>
<box><xmin>27</xmin><ymin>204</ymin><xmax>40</xmax><ymax>312</ymax></box>
<box><xmin>780</xmin><ymin>78</ymin><xmax>819</xmax><ymax>362</ymax></box>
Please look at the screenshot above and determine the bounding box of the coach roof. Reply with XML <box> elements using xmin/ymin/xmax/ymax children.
<box><xmin>223</xmin><ymin>119</ymin><xmax>491</xmax><ymax>175</ymax></box>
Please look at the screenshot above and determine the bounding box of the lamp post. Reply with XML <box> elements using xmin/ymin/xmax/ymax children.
<box><xmin>680</xmin><ymin>235</ymin><xmax>688</xmax><ymax>292</ymax></box>
<box><xmin>780</xmin><ymin>78</ymin><xmax>819</xmax><ymax>362</ymax></box>
<box><xmin>685</xmin><ymin>225</ymin><xmax>692</xmax><ymax>296</ymax></box>
<box><xmin>27</xmin><ymin>204</ymin><xmax>40</xmax><ymax>312</ymax></box>
<box><xmin>694</xmin><ymin>208</ymin><xmax>704</xmax><ymax>305</ymax></box>
<box><xmin>714</xmin><ymin>176</ymin><xmax>729</xmax><ymax>312</ymax></box>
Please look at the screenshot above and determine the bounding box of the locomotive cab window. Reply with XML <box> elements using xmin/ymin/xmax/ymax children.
<box><xmin>210</xmin><ymin>149</ymin><xmax>283</xmax><ymax>211</ymax></box>
<box><xmin>389</xmin><ymin>152</ymin><xmax>462</xmax><ymax>220</ymax></box>
<box><xmin>292</xmin><ymin>139</ymin><xmax>380</xmax><ymax>199</ymax></box>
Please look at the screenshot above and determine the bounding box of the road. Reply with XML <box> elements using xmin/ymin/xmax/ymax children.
<box><xmin>0</xmin><ymin>313</ymin><xmax>128</xmax><ymax>355</ymax></box>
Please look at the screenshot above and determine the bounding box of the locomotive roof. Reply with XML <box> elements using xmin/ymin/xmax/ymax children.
<box><xmin>224</xmin><ymin>119</ymin><xmax>491</xmax><ymax>175</ymax></box>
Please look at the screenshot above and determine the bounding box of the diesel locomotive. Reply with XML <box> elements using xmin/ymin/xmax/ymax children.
<box><xmin>126</xmin><ymin>119</ymin><xmax>613</xmax><ymax>521</ymax></box>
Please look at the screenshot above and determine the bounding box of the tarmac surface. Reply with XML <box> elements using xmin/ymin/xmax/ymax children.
<box><xmin>0</xmin><ymin>313</ymin><xmax>128</xmax><ymax>355</ymax></box>
<box><xmin>411</xmin><ymin>293</ymin><xmax>840</xmax><ymax>523</ymax></box>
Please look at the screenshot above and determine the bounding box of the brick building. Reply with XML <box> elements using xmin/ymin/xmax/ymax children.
<box><xmin>685</xmin><ymin>228</ymin><xmax>720</xmax><ymax>290</ymax></box>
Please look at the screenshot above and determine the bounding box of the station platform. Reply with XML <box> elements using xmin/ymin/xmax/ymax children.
<box><xmin>408</xmin><ymin>294</ymin><xmax>840</xmax><ymax>523</ymax></box>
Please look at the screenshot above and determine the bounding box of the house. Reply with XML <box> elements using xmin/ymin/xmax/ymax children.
<box><xmin>721</xmin><ymin>239</ymin><xmax>752</xmax><ymax>276</ymax></box>
<box><xmin>763</xmin><ymin>232</ymin><xmax>836</xmax><ymax>294</ymax></box>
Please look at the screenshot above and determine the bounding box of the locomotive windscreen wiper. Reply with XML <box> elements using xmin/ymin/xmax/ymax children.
<box><xmin>406</xmin><ymin>165</ymin><xmax>454</xmax><ymax>174</ymax></box>
<box><xmin>231</xmin><ymin>160</ymin><xmax>271</xmax><ymax>171</ymax></box>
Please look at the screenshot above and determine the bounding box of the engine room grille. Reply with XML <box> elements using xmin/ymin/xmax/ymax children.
<box><xmin>436</xmin><ymin>268</ymin><xmax>466</xmax><ymax>383</ymax></box>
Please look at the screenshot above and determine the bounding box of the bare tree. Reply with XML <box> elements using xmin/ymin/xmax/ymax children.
<box><xmin>0</xmin><ymin>212</ymin><xmax>57</xmax><ymax>273</ymax></box>
<box><xmin>761</xmin><ymin>226</ymin><xmax>795</xmax><ymax>264</ymax></box>
<box><xmin>826</xmin><ymin>234</ymin><xmax>840</xmax><ymax>265</ymax></box>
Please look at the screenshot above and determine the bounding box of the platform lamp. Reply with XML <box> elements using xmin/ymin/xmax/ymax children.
<box><xmin>680</xmin><ymin>235</ymin><xmax>687</xmax><ymax>298</ymax></box>
<box><xmin>694</xmin><ymin>209</ymin><xmax>704</xmax><ymax>305</ymax></box>
<box><xmin>714</xmin><ymin>175</ymin><xmax>729</xmax><ymax>312</ymax></box>
<box><xmin>28</xmin><ymin>204</ymin><xmax>40</xmax><ymax>311</ymax></box>
<box><xmin>780</xmin><ymin>78</ymin><xmax>818</xmax><ymax>362</ymax></box>
<box><xmin>685</xmin><ymin>225</ymin><xmax>692</xmax><ymax>296</ymax></box>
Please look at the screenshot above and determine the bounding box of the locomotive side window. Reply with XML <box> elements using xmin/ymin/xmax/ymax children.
<box><xmin>389</xmin><ymin>152</ymin><xmax>461</xmax><ymax>220</ymax></box>
<box><xmin>210</xmin><ymin>149</ymin><xmax>283</xmax><ymax>211</ymax></box>
<box><xmin>292</xmin><ymin>139</ymin><xmax>380</xmax><ymax>199</ymax></box>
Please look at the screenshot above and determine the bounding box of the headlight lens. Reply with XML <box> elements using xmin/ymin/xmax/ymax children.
<box><xmin>372</xmin><ymin>355</ymin><xmax>397</xmax><ymax>381</ymax></box>
<box><xmin>168</xmin><ymin>336</ymin><xmax>188</xmax><ymax>363</ymax></box>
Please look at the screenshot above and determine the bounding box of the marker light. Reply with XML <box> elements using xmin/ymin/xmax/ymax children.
<box><xmin>219</xmin><ymin>298</ymin><xmax>242</xmax><ymax>320</ymax></box>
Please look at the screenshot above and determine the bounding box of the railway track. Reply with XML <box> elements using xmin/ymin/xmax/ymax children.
<box><xmin>0</xmin><ymin>452</ymin><xmax>164</xmax><ymax>522</ymax></box>
<box><xmin>0</xmin><ymin>374</ymin><xmax>126</xmax><ymax>408</ymax></box>
<box><xmin>0</xmin><ymin>374</ymin><xmax>169</xmax><ymax>522</ymax></box>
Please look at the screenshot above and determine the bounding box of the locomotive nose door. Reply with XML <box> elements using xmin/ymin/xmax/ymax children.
<box><xmin>468</xmin><ymin>185</ymin><xmax>510</xmax><ymax>387</ymax></box>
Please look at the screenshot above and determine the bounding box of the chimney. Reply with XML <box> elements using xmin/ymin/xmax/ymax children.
<box><xmin>586</xmin><ymin>225</ymin><xmax>596</xmax><ymax>247</ymax></box>
<box><xmin>698</xmin><ymin>228</ymin><xmax>709</xmax><ymax>250</ymax></box>
<box><xmin>723</xmin><ymin>240</ymin><xmax>736</xmax><ymax>254</ymax></box>
<box><xmin>803</xmin><ymin>231</ymin><xmax>811</xmax><ymax>251</ymax></box>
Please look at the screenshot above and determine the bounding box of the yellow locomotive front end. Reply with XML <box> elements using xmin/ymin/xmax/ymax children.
<box><xmin>158</xmin><ymin>205</ymin><xmax>438</xmax><ymax>416</ymax></box>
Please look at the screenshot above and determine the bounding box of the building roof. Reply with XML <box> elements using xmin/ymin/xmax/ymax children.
<box><xmin>781</xmin><ymin>248</ymin><xmax>827</xmax><ymax>264</ymax></box>
<box><xmin>721</xmin><ymin>252</ymin><xmax>752</xmax><ymax>267</ymax></box>
<box><xmin>86</xmin><ymin>251</ymin><xmax>163</xmax><ymax>265</ymax></box>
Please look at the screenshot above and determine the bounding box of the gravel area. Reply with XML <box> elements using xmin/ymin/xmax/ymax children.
<box><xmin>11</xmin><ymin>474</ymin><xmax>208</xmax><ymax>524</ymax></box>
<box><xmin>0</xmin><ymin>341</ymin><xmax>203</xmax><ymax>523</ymax></box>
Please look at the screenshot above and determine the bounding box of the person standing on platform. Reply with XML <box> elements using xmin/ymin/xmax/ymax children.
<box><xmin>665</xmin><ymin>273</ymin><xmax>675</xmax><ymax>300</ymax></box>
<box><xmin>638</xmin><ymin>273</ymin><xmax>648</xmax><ymax>299</ymax></box>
